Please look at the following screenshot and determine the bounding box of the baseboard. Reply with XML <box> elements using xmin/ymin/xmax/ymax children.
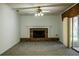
<box><xmin>59</xmin><ymin>41</ymin><xmax>63</xmax><ymax>44</ymax></box>
<box><xmin>72</xmin><ymin>47</ymin><xmax>79</xmax><ymax>53</ymax></box>
<box><xmin>20</xmin><ymin>38</ymin><xmax>59</xmax><ymax>42</ymax></box>
<box><xmin>0</xmin><ymin>41</ymin><xmax>20</xmax><ymax>55</ymax></box>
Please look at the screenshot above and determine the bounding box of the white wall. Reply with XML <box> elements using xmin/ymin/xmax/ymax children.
<box><xmin>0</xmin><ymin>4</ymin><xmax>20</xmax><ymax>54</ymax></box>
<box><xmin>63</xmin><ymin>17</ymin><xmax>68</xmax><ymax>47</ymax></box>
<box><xmin>20</xmin><ymin>14</ymin><xmax>62</xmax><ymax>41</ymax></box>
<box><xmin>57</xmin><ymin>15</ymin><xmax>63</xmax><ymax>43</ymax></box>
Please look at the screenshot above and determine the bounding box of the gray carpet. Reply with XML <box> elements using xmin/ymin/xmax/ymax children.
<box><xmin>1</xmin><ymin>41</ymin><xmax>79</xmax><ymax>56</ymax></box>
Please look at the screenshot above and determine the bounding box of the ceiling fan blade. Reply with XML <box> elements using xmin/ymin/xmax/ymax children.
<box><xmin>42</xmin><ymin>11</ymin><xmax>50</xmax><ymax>12</ymax></box>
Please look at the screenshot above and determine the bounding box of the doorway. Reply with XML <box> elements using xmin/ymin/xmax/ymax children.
<box><xmin>69</xmin><ymin>15</ymin><xmax>79</xmax><ymax>52</ymax></box>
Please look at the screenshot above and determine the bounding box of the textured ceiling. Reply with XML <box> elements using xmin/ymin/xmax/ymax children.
<box><xmin>7</xmin><ymin>3</ymin><xmax>74</xmax><ymax>15</ymax></box>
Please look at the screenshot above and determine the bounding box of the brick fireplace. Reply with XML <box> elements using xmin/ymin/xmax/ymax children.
<box><xmin>20</xmin><ymin>28</ymin><xmax>59</xmax><ymax>42</ymax></box>
<box><xmin>30</xmin><ymin>28</ymin><xmax>48</xmax><ymax>40</ymax></box>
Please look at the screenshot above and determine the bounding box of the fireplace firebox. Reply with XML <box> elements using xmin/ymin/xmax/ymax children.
<box><xmin>33</xmin><ymin>31</ymin><xmax>45</xmax><ymax>38</ymax></box>
<box><xmin>30</xmin><ymin>28</ymin><xmax>48</xmax><ymax>40</ymax></box>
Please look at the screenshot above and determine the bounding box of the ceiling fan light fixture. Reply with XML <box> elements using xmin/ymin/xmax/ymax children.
<box><xmin>35</xmin><ymin>13</ymin><xmax>38</xmax><ymax>16</ymax></box>
<box><xmin>35</xmin><ymin>12</ymin><xmax>44</xmax><ymax>16</ymax></box>
<box><xmin>34</xmin><ymin>6</ymin><xmax>44</xmax><ymax>16</ymax></box>
<box><xmin>40</xmin><ymin>13</ymin><xmax>44</xmax><ymax>16</ymax></box>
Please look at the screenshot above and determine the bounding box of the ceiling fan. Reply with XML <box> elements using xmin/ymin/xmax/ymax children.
<box><xmin>17</xmin><ymin>5</ymin><xmax>50</xmax><ymax>13</ymax></box>
<box><xmin>17</xmin><ymin>6</ymin><xmax>48</xmax><ymax>16</ymax></box>
<box><xmin>34</xmin><ymin>6</ymin><xmax>44</xmax><ymax>16</ymax></box>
